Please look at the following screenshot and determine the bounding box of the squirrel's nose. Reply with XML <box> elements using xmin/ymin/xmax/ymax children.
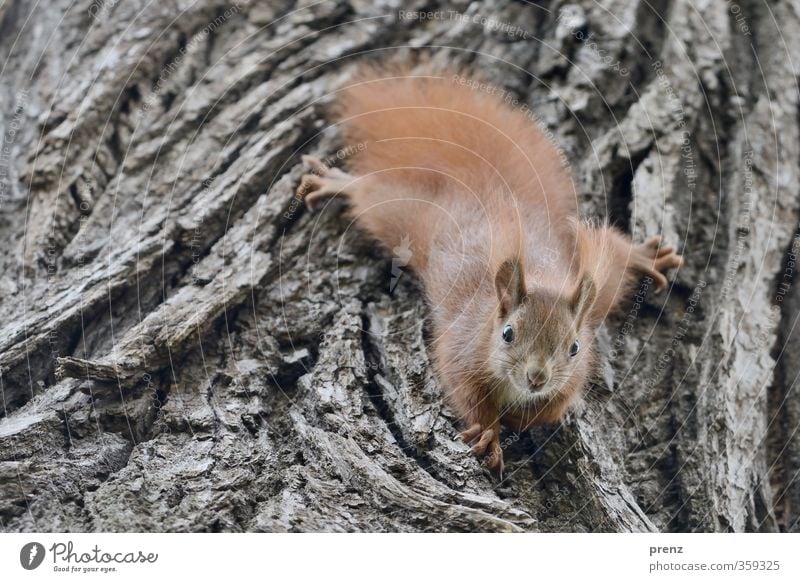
<box><xmin>527</xmin><ymin>368</ymin><xmax>550</xmax><ymax>390</ymax></box>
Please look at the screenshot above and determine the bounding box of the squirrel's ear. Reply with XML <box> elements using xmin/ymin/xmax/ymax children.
<box><xmin>571</xmin><ymin>274</ymin><xmax>597</xmax><ymax>324</ymax></box>
<box><xmin>495</xmin><ymin>257</ymin><xmax>526</xmax><ymax>318</ymax></box>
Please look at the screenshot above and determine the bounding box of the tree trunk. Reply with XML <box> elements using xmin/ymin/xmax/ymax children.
<box><xmin>1</xmin><ymin>0</ymin><xmax>799</xmax><ymax>533</ymax></box>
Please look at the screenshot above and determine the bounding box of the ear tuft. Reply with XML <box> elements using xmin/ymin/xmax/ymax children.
<box><xmin>495</xmin><ymin>257</ymin><xmax>526</xmax><ymax>318</ymax></box>
<box><xmin>572</xmin><ymin>274</ymin><xmax>597</xmax><ymax>324</ymax></box>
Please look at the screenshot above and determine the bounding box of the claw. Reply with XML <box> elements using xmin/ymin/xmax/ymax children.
<box><xmin>486</xmin><ymin>444</ymin><xmax>505</xmax><ymax>476</ymax></box>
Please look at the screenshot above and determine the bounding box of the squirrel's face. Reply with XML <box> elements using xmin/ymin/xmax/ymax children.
<box><xmin>488</xmin><ymin>257</ymin><xmax>597</xmax><ymax>409</ymax></box>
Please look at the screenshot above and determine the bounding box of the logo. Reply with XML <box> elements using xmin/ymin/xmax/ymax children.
<box><xmin>20</xmin><ymin>542</ymin><xmax>45</xmax><ymax>570</ymax></box>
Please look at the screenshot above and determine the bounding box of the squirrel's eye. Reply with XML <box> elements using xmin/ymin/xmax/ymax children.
<box><xmin>569</xmin><ymin>340</ymin><xmax>580</xmax><ymax>357</ymax></box>
<box><xmin>502</xmin><ymin>324</ymin><xmax>514</xmax><ymax>343</ymax></box>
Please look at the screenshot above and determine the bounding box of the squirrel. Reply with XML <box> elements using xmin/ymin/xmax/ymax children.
<box><xmin>296</xmin><ymin>64</ymin><xmax>683</xmax><ymax>474</ymax></box>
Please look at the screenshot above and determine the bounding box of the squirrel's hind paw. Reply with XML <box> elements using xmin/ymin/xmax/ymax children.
<box><xmin>462</xmin><ymin>425</ymin><xmax>505</xmax><ymax>476</ymax></box>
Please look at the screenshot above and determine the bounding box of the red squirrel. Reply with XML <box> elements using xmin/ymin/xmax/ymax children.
<box><xmin>296</xmin><ymin>65</ymin><xmax>683</xmax><ymax>474</ymax></box>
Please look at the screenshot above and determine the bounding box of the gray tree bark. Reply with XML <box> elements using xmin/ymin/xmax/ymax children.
<box><xmin>1</xmin><ymin>0</ymin><xmax>799</xmax><ymax>532</ymax></box>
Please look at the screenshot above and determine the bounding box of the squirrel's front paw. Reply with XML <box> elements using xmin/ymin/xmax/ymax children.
<box><xmin>296</xmin><ymin>155</ymin><xmax>355</xmax><ymax>211</ymax></box>
<box><xmin>461</xmin><ymin>424</ymin><xmax>505</xmax><ymax>475</ymax></box>
<box><xmin>633</xmin><ymin>235</ymin><xmax>684</xmax><ymax>290</ymax></box>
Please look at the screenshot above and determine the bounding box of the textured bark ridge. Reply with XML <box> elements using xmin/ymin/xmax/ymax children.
<box><xmin>1</xmin><ymin>0</ymin><xmax>799</xmax><ymax>532</ymax></box>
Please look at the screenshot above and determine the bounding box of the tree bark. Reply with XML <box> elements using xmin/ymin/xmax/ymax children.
<box><xmin>1</xmin><ymin>0</ymin><xmax>799</xmax><ymax>532</ymax></box>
